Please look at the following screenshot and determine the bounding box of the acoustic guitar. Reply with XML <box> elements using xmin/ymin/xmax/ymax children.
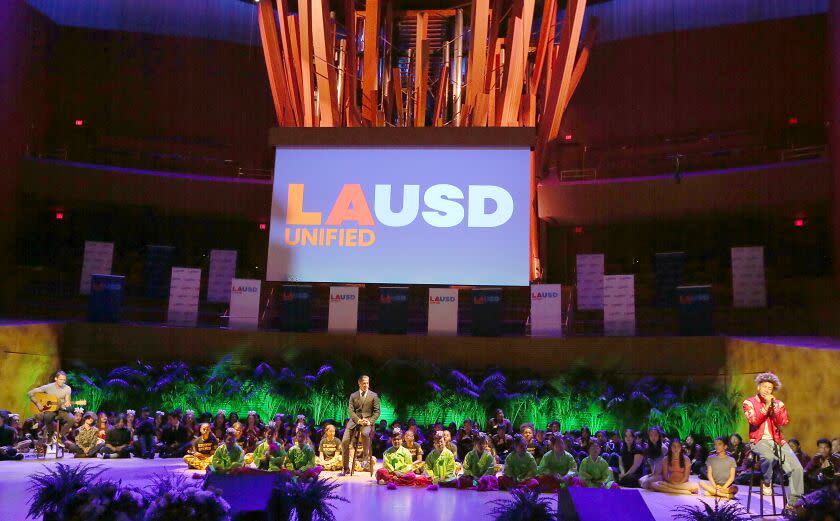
<box><xmin>31</xmin><ymin>392</ymin><xmax>87</xmax><ymax>413</ymax></box>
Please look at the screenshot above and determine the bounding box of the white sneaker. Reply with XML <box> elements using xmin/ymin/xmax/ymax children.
<box><xmin>762</xmin><ymin>483</ymin><xmax>773</xmax><ymax>496</ymax></box>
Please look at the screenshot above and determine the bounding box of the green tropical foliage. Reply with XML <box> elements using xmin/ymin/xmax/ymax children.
<box><xmin>27</xmin><ymin>463</ymin><xmax>105</xmax><ymax>520</ymax></box>
<box><xmin>64</xmin><ymin>355</ymin><xmax>742</xmax><ymax>439</ymax></box>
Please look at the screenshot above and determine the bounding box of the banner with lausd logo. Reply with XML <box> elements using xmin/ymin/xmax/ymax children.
<box><xmin>167</xmin><ymin>268</ymin><xmax>202</xmax><ymax>326</ymax></box>
<box><xmin>530</xmin><ymin>284</ymin><xmax>562</xmax><ymax>337</ymax></box>
<box><xmin>604</xmin><ymin>275</ymin><xmax>635</xmax><ymax>336</ymax></box>
<box><xmin>229</xmin><ymin>278</ymin><xmax>261</xmax><ymax>329</ymax></box>
<box><xmin>207</xmin><ymin>250</ymin><xmax>237</xmax><ymax>303</ymax></box>
<box><xmin>79</xmin><ymin>241</ymin><xmax>114</xmax><ymax>295</ymax></box>
<box><xmin>428</xmin><ymin>288</ymin><xmax>458</xmax><ymax>335</ymax></box>
<box><xmin>328</xmin><ymin>286</ymin><xmax>359</xmax><ymax>333</ymax></box>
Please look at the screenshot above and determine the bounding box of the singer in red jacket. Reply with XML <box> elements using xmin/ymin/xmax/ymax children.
<box><xmin>742</xmin><ymin>372</ymin><xmax>804</xmax><ymax>508</ymax></box>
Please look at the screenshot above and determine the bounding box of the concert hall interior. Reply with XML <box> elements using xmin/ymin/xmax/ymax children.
<box><xmin>1</xmin><ymin>0</ymin><xmax>839</xmax><ymax>520</ymax></box>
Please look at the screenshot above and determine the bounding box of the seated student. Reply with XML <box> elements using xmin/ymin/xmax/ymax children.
<box><xmin>500</xmin><ymin>434</ymin><xmax>539</xmax><ymax>490</ymax></box>
<box><xmin>536</xmin><ymin>435</ymin><xmax>579</xmax><ymax>492</ymax></box>
<box><xmin>684</xmin><ymin>434</ymin><xmax>707</xmax><ymax>475</ymax></box>
<box><xmin>833</xmin><ymin>438</ymin><xmax>840</xmax><ymax>456</ymax></box>
<box><xmin>73</xmin><ymin>412</ymin><xmax>103</xmax><ymax>458</ymax></box>
<box><xmin>286</xmin><ymin>427</ymin><xmax>322</xmax><ymax>479</ymax></box>
<box><xmin>650</xmin><ymin>438</ymin><xmax>699</xmax><ymax>495</ymax></box>
<box><xmin>488</xmin><ymin>409</ymin><xmax>513</xmax><ymax>435</ymax></box>
<box><xmin>403</xmin><ymin>429</ymin><xmax>425</xmax><ymax>473</ymax></box>
<box><xmin>212</xmin><ymin>411</ymin><xmax>227</xmax><ymax>441</ymax></box>
<box><xmin>789</xmin><ymin>438</ymin><xmax>811</xmax><ymax>470</ymax></box>
<box><xmin>456</xmin><ymin>433</ymin><xmax>498</xmax><ymax>490</ymax></box>
<box><xmin>316</xmin><ymin>424</ymin><xmax>343</xmax><ymax>471</ymax></box>
<box><xmin>456</xmin><ymin>419</ymin><xmax>477</xmax><ymax>462</ymax></box>
<box><xmin>617</xmin><ymin>428</ymin><xmax>645</xmax><ymax>488</ymax></box>
<box><xmin>134</xmin><ymin>408</ymin><xmax>157</xmax><ymax>459</ymax></box>
<box><xmin>0</xmin><ymin>412</ymin><xmax>23</xmax><ymax>461</ymax></box>
<box><xmin>443</xmin><ymin>429</ymin><xmax>458</xmax><ymax>458</ymax></box>
<box><xmin>372</xmin><ymin>419</ymin><xmax>389</xmax><ymax>459</ymax></box>
<box><xmin>98</xmin><ymin>415</ymin><xmax>132</xmax><ymax>459</ymax></box>
<box><xmin>242</xmin><ymin>411</ymin><xmax>263</xmax><ymax>454</ymax></box>
<box><xmin>699</xmin><ymin>437</ymin><xmax>738</xmax><ymax>500</ymax></box>
<box><xmin>491</xmin><ymin>425</ymin><xmax>513</xmax><ymax>463</ymax></box>
<box><xmin>425</xmin><ymin>432</ymin><xmax>457</xmax><ymax>486</ymax></box>
<box><xmin>184</xmin><ymin>423</ymin><xmax>218</xmax><ymax>470</ymax></box>
<box><xmin>158</xmin><ymin>411</ymin><xmax>193</xmax><ymax>458</ymax></box>
<box><xmin>377</xmin><ymin>430</ymin><xmax>432</xmax><ymax>487</ymax></box>
<box><xmin>575</xmin><ymin>427</ymin><xmax>593</xmax><ymax>462</ymax></box>
<box><xmin>579</xmin><ymin>442</ymin><xmax>618</xmax><ymax>489</ymax></box>
<box><xmin>804</xmin><ymin>438</ymin><xmax>840</xmax><ymax>492</ymax></box>
<box><xmin>208</xmin><ymin>428</ymin><xmax>244</xmax><ymax>473</ymax></box>
<box><xmin>640</xmin><ymin>426</ymin><xmax>669</xmax><ymax>490</ymax></box>
<box><xmin>251</xmin><ymin>422</ymin><xmax>286</xmax><ymax>471</ymax></box>
<box><xmin>521</xmin><ymin>425</ymin><xmax>545</xmax><ymax>464</ymax></box>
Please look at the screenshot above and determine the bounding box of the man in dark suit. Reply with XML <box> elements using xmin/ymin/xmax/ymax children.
<box><xmin>340</xmin><ymin>375</ymin><xmax>380</xmax><ymax>475</ymax></box>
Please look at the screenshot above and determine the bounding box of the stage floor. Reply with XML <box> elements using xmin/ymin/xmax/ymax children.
<box><xmin>0</xmin><ymin>457</ymin><xmax>785</xmax><ymax>520</ymax></box>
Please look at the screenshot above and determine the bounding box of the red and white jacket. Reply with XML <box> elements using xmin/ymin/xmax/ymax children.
<box><xmin>742</xmin><ymin>394</ymin><xmax>789</xmax><ymax>446</ymax></box>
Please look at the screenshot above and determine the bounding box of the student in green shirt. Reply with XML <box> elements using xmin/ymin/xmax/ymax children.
<box><xmin>536</xmin><ymin>435</ymin><xmax>581</xmax><ymax>491</ymax></box>
<box><xmin>425</xmin><ymin>431</ymin><xmax>457</xmax><ymax>485</ymax></box>
<box><xmin>579</xmin><ymin>441</ymin><xmax>618</xmax><ymax>488</ymax></box>
<box><xmin>251</xmin><ymin>422</ymin><xmax>287</xmax><ymax>471</ymax></box>
<box><xmin>207</xmin><ymin>428</ymin><xmax>245</xmax><ymax>474</ymax></box>
<box><xmin>456</xmin><ymin>432</ymin><xmax>498</xmax><ymax>489</ymax></box>
<box><xmin>500</xmin><ymin>434</ymin><xmax>539</xmax><ymax>490</ymax></box>
<box><xmin>377</xmin><ymin>430</ymin><xmax>433</xmax><ymax>487</ymax></box>
<box><xmin>286</xmin><ymin>427</ymin><xmax>322</xmax><ymax>479</ymax></box>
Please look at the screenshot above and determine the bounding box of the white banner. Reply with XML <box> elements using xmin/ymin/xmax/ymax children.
<box><xmin>328</xmin><ymin>286</ymin><xmax>359</xmax><ymax>333</ymax></box>
<box><xmin>604</xmin><ymin>274</ymin><xmax>636</xmax><ymax>336</ymax></box>
<box><xmin>428</xmin><ymin>288</ymin><xmax>459</xmax><ymax>335</ymax></box>
<box><xmin>229</xmin><ymin>278</ymin><xmax>261</xmax><ymax>329</ymax></box>
<box><xmin>731</xmin><ymin>246</ymin><xmax>767</xmax><ymax>308</ymax></box>
<box><xmin>167</xmin><ymin>267</ymin><xmax>202</xmax><ymax>326</ymax></box>
<box><xmin>79</xmin><ymin>241</ymin><xmax>114</xmax><ymax>295</ymax></box>
<box><xmin>207</xmin><ymin>250</ymin><xmax>238</xmax><ymax>303</ymax></box>
<box><xmin>576</xmin><ymin>254</ymin><xmax>605</xmax><ymax>310</ymax></box>
<box><xmin>530</xmin><ymin>284</ymin><xmax>562</xmax><ymax>337</ymax></box>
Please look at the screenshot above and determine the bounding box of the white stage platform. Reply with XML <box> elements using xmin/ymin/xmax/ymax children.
<box><xmin>0</xmin><ymin>457</ymin><xmax>784</xmax><ymax>520</ymax></box>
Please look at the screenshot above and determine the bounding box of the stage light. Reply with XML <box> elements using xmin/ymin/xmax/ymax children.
<box><xmin>574</xmin><ymin>226</ymin><xmax>584</xmax><ymax>234</ymax></box>
<box><xmin>793</xmin><ymin>218</ymin><xmax>805</xmax><ymax>228</ymax></box>
<box><xmin>55</xmin><ymin>212</ymin><xmax>64</xmax><ymax>220</ymax></box>
<box><xmin>788</xmin><ymin>117</ymin><xmax>798</xmax><ymax>126</ymax></box>
<box><xmin>564</xmin><ymin>134</ymin><xmax>573</xmax><ymax>141</ymax></box>
<box><xmin>74</xmin><ymin>119</ymin><xmax>84</xmax><ymax>127</ymax></box>
<box><xmin>259</xmin><ymin>223</ymin><xmax>267</xmax><ymax>230</ymax></box>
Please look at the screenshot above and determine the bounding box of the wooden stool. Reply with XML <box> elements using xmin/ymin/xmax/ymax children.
<box><xmin>348</xmin><ymin>427</ymin><xmax>375</xmax><ymax>477</ymax></box>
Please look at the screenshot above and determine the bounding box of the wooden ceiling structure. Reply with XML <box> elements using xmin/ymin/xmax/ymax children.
<box><xmin>257</xmin><ymin>0</ymin><xmax>598</xmax><ymax>281</ymax></box>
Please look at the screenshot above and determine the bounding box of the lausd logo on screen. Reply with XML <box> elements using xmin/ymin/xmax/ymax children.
<box><xmin>531</xmin><ymin>291</ymin><xmax>559</xmax><ymax>301</ymax></box>
<box><xmin>281</xmin><ymin>291</ymin><xmax>309</xmax><ymax>301</ymax></box>
<box><xmin>283</xmin><ymin>183</ymin><xmax>514</xmax><ymax>248</ymax></box>
<box><xmin>380</xmin><ymin>294</ymin><xmax>408</xmax><ymax>304</ymax></box>
<box><xmin>473</xmin><ymin>295</ymin><xmax>501</xmax><ymax>304</ymax></box>
<box><xmin>232</xmin><ymin>285</ymin><xmax>259</xmax><ymax>295</ymax></box>
<box><xmin>429</xmin><ymin>295</ymin><xmax>456</xmax><ymax>305</ymax></box>
<box><xmin>330</xmin><ymin>293</ymin><xmax>356</xmax><ymax>302</ymax></box>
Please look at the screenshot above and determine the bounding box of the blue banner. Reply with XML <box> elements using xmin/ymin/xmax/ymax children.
<box><xmin>144</xmin><ymin>245</ymin><xmax>175</xmax><ymax>299</ymax></box>
<box><xmin>472</xmin><ymin>288</ymin><xmax>503</xmax><ymax>336</ymax></box>
<box><xmin>88</xmin><ymin>274</ymin><xmax>125</xmax><ymax>323</ymax></box>
<box><xmin>677</xmin><ymin>285</ymin><xmax>713</xmax><ymax>336</ymax></box>
<box><xmin>655</xmin><ymin>252</ymin><xmax>685</xmax><ymax>308</ymax></box>
<box><xmin>278</xmin><ymin>284</ymin><xmax>312</xmax><ymax>331</ymax></box>
<box><xmin>379</xmin><ymin>286</ymin><xmax>409</xmax><ymax>334</ymax></box>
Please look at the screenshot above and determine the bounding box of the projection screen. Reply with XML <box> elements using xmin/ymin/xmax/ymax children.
<box><xmin>266</xmin><ymin>147</ymin><xmax>530</xmax><ymax>286</ymax></box>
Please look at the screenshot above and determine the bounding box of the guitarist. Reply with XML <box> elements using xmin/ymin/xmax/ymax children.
<box><xmin>27</xmin><ymin>370</ymin><xmax>76</xmax><ymax>442</ymax></box>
